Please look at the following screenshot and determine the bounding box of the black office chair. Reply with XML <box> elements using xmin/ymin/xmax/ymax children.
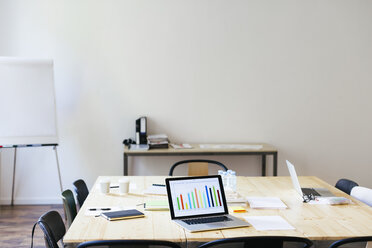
<box><xmin>73</xmin><ymin>179</ymin><xmax>89</xmax><ymax>208</ymax></box>
<box><xmin>169</xmin><ymin>159</ymin><xmax>228</xmax><ymax>176</ymax></box>
<box><xmin>31</xmin><ymin>210</ymin><xmax>66</xmax><ymax>248</ymax></box>
<box><xmin>61</xmin><ymin>189</ymin><xmax>77</xmax><ymax>228</ymax></box>
<box><xmin>328</xmin><ymin>236</ymin><xmax>372</xmax><ymax>248</ymax></box>
<box><xmin>77</xmin><ymin>239</ymin><xmax>182</xmax><ymax>248</ymax></box>
<box><xmin>335</xmin><ymin>178</ymin><xmax>359</xmax><ymax>195</ymax></box>
<box><xmin>198</xmin><ymin>236</ymin><xmax>313</xmax><ymax>248</ymax></box>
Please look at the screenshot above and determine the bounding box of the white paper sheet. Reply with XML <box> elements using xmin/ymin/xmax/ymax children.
<box><xmin>84</xmin><ymin>206</ymin><xmax>122</xmax><ymax>216</ymax></box>
<box><xmin>199</xmin><ymin>144</ymin><xmax>263</xmax><ymax>150</ymax></box>
<box><xmin>247</xmin><ymin>197</ymin><xmax>287</xmax><ymax>209</ymax></box>
<box><xmin>143</xmin><ymin>185</ymin><xmax>167</xmax><ymax>195</ymax></box>
<box><xmin>96</xmin><ymin>183</ymin><xmax>137</xmax><ymax>191</ymax></box>
<box><xmin>308</xmin><ymin>197</ymin><xmax>352</xmax><ymax>205</ymax></box>
<box><xmin>244</xmin><ymin>216</ymin><xmax>295</xmax><ymax>231</ymax></box>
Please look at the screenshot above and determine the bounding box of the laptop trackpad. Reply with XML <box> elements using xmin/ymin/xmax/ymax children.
<box><xmin>207</xmin><ymin>223</ymin><xmax>227</xmax><ymax>228</ymax></box>
<box><xmin>314</xmin><ymin>188</ymin><xmax>334</xmax><ymax>197</ymax></box>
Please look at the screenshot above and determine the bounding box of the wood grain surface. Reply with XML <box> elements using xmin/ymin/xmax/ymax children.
<box><xmin>64</xmin><ymin>176</ymin><xmax>372</xmax><ymax>244</ymax></box>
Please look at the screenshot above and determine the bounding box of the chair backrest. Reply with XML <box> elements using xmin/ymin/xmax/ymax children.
<box><xmin>38</xmin><ymin>211</ymin><xmax>66</xmax><ymax>248</ymax></box>
<box><xmin>351</xmin><ymin>186</ymin><xmax>372</xmax><ymax>207</ymax></box>
<box><xmin>61</xmin><ymin>189</ymin><xmax>77</xmax><ymax>227</ymax></box>
<box><xmin>77</xmin><ymin>239</ymin><xmax>182</xmax><ymax>248</ymax></box>
<box><xmin>73</xmin><ymin>179</ymin><xmax>89</xmax><ymax>208</ymax></box>
<box><xmin>328</xmin><ymin>236</ymin><xmax>372</xmax><ymax>248</ymax></box>
<box><xmin>335</xmin><ymin>179</ymin><xmax>359</xmax><ymax>195</ymax></box>
<box><xmin>169</xmin><ymin>159</ymin><xmax>228</xmax><ymax>176</ymax></box>
<box><xmin>197</xmin><ymin>236</ymin><xmax>313</xmax><ymax>248</ymax></box>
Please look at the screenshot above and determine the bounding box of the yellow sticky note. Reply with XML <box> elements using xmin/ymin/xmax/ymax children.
<box><xmin>231</xmin><ymin>206</ymin><xmax>246</xmax><ymax>213</ymax></box>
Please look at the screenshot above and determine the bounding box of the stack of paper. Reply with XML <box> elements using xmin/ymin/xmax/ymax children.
<box><xmin>244</xmin><ymin>216</ymin><xmax>295</xmax><ymax>231</ymax></box>
<box><xmin>147</xmin><ymin>134</ymin><xmax>169</xmax><ymax>149</ymax></box>
<box><xmin>247</xmin><ymin>197</ymin><xmax>287</xmax><ymax>209</ymax></box>
<box><xmin>226</xmin><ymin>191</ymin><xmax>247</xmax><ymax>204</ymax></box>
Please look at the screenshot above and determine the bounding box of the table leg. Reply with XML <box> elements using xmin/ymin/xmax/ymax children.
<box><xmin>261</xmin><ymin>154</ymin><xmax>266</xmax><ymax>176</ymax></box>
<box><xmin>123</xmin><ymin>154</ymin><xmax>128</xmax><ymax>176</ymax></box>
<box><xmin>11</xmin><ymin>147</ymin><xmax>17</xmax><ymax>206</ymax></box>
<box><xmin>273</xmin><ymin>152</ymin><xmax>278</xmax><ymax>176</ymax></box>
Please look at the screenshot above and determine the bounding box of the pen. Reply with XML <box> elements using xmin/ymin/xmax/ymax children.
<box><xmin>152</xmin><ymin>184</ymin><xmax>166</xmax><ymax>187</ymax></box>
<box><xmin>110</xmin><ymin>186</ymin><xmax>119</xmax><ymax>188</ymax></box>
<box><xmin>89</xmin><ymin>208</ymin><xmax>111</xmax><ymax>211</ymax></box>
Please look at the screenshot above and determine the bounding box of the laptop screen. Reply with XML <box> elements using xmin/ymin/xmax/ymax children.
<box><xmin>166</xmin><ymin>175</ymin><xmax>229</xmax><ymax>219</ymax></box>
<box><xmin>286</xmin><ymin>160</ymin><xmax>304</xmax><ymax>196</ymax></box>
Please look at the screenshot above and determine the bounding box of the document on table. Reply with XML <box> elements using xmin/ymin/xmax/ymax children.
<box><xmin>143</xmin><ymin>185</ymin><xmax>167</xmax><ymax>195</ymax></box>
<box><xmin>308</xmin><ymin>197</ymin><xmax>352</xmax><ymax>205</ymax></box>
<box><xmin>84</xmin><ymin>206</ymin><xmax>122</xmax><ymax>216</ymax></box>
<box><xmin>247</xmin><ymin>197</ymin><xmax>287</xmax><ymax>209</ymax></box>
<box><xmin>199</xmin><ymin>144</ymin><xmax>263</xmax><ymax>150</ymax></box>
<box><xmin>244</xmin><ymin>216</ymin><xmax>295</xmax><ymax>231</ymax></box>
<box><xmin>170</xmin><ymin>143</ymin><xmax>193</xmax><ymax>149</ymax></box>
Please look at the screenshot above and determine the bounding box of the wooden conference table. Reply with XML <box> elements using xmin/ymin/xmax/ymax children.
<box><xmin>64</xmin><ymin>176</ymin><xmax>372</xmax><ymax>247</ymax></box>
<box><xmin>123</xmin><ymin>143</ymin><xmax>278</xmax><ymax>176</ymax></box>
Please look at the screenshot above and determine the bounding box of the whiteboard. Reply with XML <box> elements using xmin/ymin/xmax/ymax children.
<box><xmin>0</xmin><ymin>57</ymin><xmax>58</xmax><ymax>146</ymax></box>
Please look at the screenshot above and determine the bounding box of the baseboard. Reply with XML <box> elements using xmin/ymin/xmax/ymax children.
<box><xmin>0</xmin><ymin>197</ymin><xmax>61</xmax><ymax>205</ymax></box>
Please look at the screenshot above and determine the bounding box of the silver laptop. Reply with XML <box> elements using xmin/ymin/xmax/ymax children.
<box><xmin>165</xmin><ymin>175</ymin><xmax>249</xmax><ymax>232</ymax></box>
<box><xmin>286</xmin><ymin>160</ymin><xmax>334</xmax><ymax>198</ymax></box>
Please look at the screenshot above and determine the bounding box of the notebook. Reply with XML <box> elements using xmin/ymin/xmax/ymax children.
<box><xmin>165</xmin><ymin>175</ymin><xmax>249</xmax><ymax>232</ymax></box>
<box><xmin>100</xmin><ymin>209</ymin><xmax>144</xmax><ymax>221</ymax></box>
<box><xmin>286</xmin><ymin>160</ymin><xmax>334</xmax><ymax>198</ymax></box>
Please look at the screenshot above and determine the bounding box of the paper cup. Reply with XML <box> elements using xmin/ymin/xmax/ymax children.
<box><xmin>119</xmin><ymin>178</ymin><xmax>130</xmax><ymax>194</ymax></box>
<box><xmin>99</xmin><ymin>179</ymin><xmax>110</xmax><ymax>194</ymax></box>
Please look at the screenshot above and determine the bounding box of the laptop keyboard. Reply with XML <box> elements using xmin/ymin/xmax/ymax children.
<box><xmin>182</xmin><ymin>216</ymin><xmax>232</xmax><ymax>225</ymax></box>
<box><xmin>302</xmin><ymin>188</ymin><xmax>321</xmax><ymax>196</ymax></box>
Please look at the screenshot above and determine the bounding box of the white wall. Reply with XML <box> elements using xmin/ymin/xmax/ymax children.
<box><xmin>0</xmin><ymin>0</ymin><xmax>371</xmax><ymax>204</ymax></box>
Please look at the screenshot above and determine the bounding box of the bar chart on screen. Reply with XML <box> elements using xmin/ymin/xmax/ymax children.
<box><xmin>169</xmin><ymin>177</ymin><xmax>225</xmax><ymax>217</ymax></box>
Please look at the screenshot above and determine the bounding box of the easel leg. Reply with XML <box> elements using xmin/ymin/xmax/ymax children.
<box><xmin>11</xmin><ymin>147</ymin><xmax>17</xmax><ymax>206</ymax></box>
<box><xmin>53</xmin><ymin>146</ymin><xmax>63</xmax><ymax>192</ymax></box>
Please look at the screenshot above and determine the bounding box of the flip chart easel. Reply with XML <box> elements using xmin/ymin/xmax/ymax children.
<box><xmin>0</xmin><ymin>57</ymin><xmax>62</xmax><ymax>205</ymax></box>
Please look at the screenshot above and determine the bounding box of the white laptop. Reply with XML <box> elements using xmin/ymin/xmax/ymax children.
<box><xmin>286</xmin><ymin>160</ymin><xmax>334</xmax><ymax>198</ymax></box>
<box><xmin>165</xmin><ymin>175</ymin><xmax>249</xmax><ymax>232</ymax></box>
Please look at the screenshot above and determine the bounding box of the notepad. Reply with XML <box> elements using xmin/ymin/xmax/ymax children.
<box><xmin>100</xmin><ymin>209</ymin><xmax>145</xmax><ymax>221</ymax></box>
<box><xmin>144</xmin><ymin>200</ymin><xmax>169</xmax><ymax>210</ymax></box>
<box><xmin>244</xmin><ymin>216</ymin><xmax>295</xmax><ymax>231</ymax></box>
<box><xmin>247</xmin><ymin>197</ymin><xmax>287</xmax><ymax>209</ymax></box>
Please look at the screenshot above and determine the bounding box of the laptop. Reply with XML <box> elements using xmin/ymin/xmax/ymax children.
<box><xmin>165</xmin><ymin>175</ymin><xmax>249</xmax><ymax>232</ymax></box>
<box><xmin>286</xmin><ymin>160</ymin><xmax>334</xmax><ymax>197</ymax></box>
